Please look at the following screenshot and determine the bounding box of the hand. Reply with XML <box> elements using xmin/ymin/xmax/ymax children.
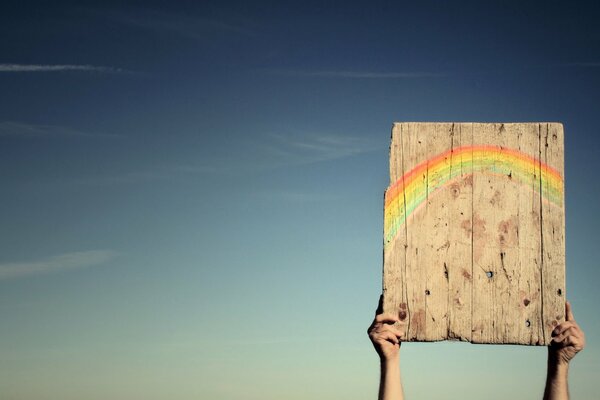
<box><xmin>368</xmin><ymin>295</ymin><xmax>404</xmax><ymax>363</ymax></box>
<box><xmin>549</xmin><ymin>300</ymin><xmax>585</xmax><ymax>366</ymax></box>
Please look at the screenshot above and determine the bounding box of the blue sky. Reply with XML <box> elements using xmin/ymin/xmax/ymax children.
<box><xmin>0</xmin><ymin>1</ymin><xmax>599</xmax><ymax>399</ymax></box>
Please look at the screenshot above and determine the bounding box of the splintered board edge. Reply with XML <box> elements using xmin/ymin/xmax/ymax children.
<box><xmin>382</xmin><ymin>122</ymin><xmax>565</xmax><ymax>345</ymax></box>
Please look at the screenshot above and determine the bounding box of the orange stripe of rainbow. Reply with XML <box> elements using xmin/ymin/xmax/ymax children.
<box><xmin>384</xmin><ymin>145</ymin><xmax>563</xmax><ymax>246</ymax></box>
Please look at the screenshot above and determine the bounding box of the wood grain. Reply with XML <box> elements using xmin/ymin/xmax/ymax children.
<box><xmin>382</xmin><ymin>122</ymin><xmax>565</xmax><ymax>345</ymax></box>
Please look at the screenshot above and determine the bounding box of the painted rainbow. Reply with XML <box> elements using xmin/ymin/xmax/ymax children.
<box><xmin>384</xmin><ymin>145</ymin><xmax>564</xmax><ymax>246</ymax></box>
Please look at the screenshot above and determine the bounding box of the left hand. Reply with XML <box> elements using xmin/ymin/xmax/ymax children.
<box><xmin>549</xmin><ymin>300</ymin><xmax>585</xmax><ymax>365</ymax></box>
<box><xmin>367</xmin><ymin>295</ymin><xmax>405</xmax><ymax>363</ymax></box>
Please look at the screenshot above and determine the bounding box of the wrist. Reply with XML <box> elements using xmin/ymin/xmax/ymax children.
<box><xmin>547</xmin><ymin>354</ymin><xmax>569</xmax><ymax>377</ymax></box>
<box><xmin>380</xmin><ymin>356</ymin><xmax>400</xmax><ymax>370</ymax></box>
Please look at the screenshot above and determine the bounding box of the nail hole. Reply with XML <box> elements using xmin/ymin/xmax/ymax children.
<box><xmin>425</xmin><ymin>289</ymin><xmax>431</xmax><ymax>296</ymax></box>
<box><xmin>525</xmin><ymin>319</ymin><xmax>531</xmax><ymax>327</ymax></box>
<box><xmin>486</xmin><ymin>271</ymin><xmax>494</xmax><ymax>278</ymax></box>
<box><xmin>557</xmin><ymin>288</ymin><xmax>562</xmax><ymax>296</ymax></box>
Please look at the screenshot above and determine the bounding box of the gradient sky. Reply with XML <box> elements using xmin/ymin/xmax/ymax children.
<box><xmin>1</xmin><ymin>1</ymin><xmax>599</xmax><ymax>399</ymax></box>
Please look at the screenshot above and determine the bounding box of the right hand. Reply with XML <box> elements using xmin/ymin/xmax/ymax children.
<box><xmin>549</xmin><ymin>300</ymin><xmax>585</xmax><ymax>366</ymax></box>
<box><xmin>367</xmin><ymin>295</ymin><xmax>405</xmax><ymax>362</ymax></box>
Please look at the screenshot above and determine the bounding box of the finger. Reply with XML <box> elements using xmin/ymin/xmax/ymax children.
<box><xmin>561</xmin><ymin>336</ymin><xmax>578</xmax><ymax>348</ymax></box>
<box><xmin>552</xmin><ymin>321</ymin><xmax>575</xmax><ymax>336</ymax></box>
<box><xmin>375</xmin><ymin>313</ymin><xmax>399</xmax><ymax>324</ymax></box>
<box><xmin>367</xmin><ymin>323</ymin><xmax>376</xmax><ymax>336</ymax></box>
<box><xmin>552</xmin><ymin>327</ymin><xmax>576</xmax><ymax>343</ymax></box>
<box><xmin>381</xmin><ymin>331</ymin><xmax>399</xmax><ymax>345</ymax></box>
<box><xmin>566</xmin><ymin>300</ymin><xmax>575</xmax><ymax>322</ymax></box>
<box><xmin>380</xmin><ymin>325</ymin><xmax>404</xmax><ymax>339</ymax></box>
<box><xmin>551</xmin><ymin>335</ymin><xmax>572</xmax><ymax>348</ymax></box>
<box><xmin>376</xmin><ymin>294</ymin><xmax>384</xmax><ymax>315</ymax></box>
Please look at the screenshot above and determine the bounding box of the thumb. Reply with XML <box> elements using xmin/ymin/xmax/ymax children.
<box><xmin>565</xmin><ymin>300</ymin><xmax>575</xmax><ymax>321</ymax></box>
<box><xmin>376</xmin><ymin>294</ymin><xmax>384</xmax><ymax>315</ymax></box>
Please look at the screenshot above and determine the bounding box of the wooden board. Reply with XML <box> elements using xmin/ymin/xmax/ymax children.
<box><xmin>382</xmin><ymin>122</ymin><xmax>565</xmax><ymax>345</ymax></box>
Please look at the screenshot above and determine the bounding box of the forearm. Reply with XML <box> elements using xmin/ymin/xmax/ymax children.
<box><xmin>543</xmin><ymin>357</ymin><xmax>569</xmax><ymax>400</ymax></box>
<box><xmin>379</xmin><ymin>358</ymin><xmax>404</xmax><ymax>400</ymax></box>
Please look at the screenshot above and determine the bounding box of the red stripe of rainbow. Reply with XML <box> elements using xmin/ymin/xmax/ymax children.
<box><xmin>384</xmin><ymin>145</ymin><xmax>563</xmax><ymax>246</ymax></box>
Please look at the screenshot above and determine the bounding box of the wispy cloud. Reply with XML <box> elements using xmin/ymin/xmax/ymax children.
<box><xmin>65</xmin><ymin>133</ymin><xmax>376</xmax><ymax>185</ymax></box>
<box><xmin>261</xmin><ymin>132</ymin><xmax>383</xmax><ymax>166</ymax></box>
<box><xmin>270</xmin><ymin>70</ymin><xmax>446</xmax><ymax>79</ymax></box>
<box><xmin>110</xmin><ymin>10</ymin><xmax>256</xmax><ymax>39</ymax></box>
<box><xmin>215</xmin><ymin>335</ymin><xmax>341</xmax><ymax>346</ymax></box>
<box><xmin>0</xmin><ymin>64</ymin><xmax>125</xmax><ymax>73</ymax></box>
<box><xmin>560</xmin><ymin>62</ymin><xmax>600</xmax><ymax>67</ymax></box>
<box><xmin>68</xmin><ymin>163</ymin><xmax>219</xmax><ymax>186</ymax></box>
<box><xmin>0</xmin><ymin>121</ymin><xmax>121</xmax><ymax>138</ymax></box>
<box><xmin>0</xmin><ymin>250</ymin><xmax>117</xmax><ymax>280</ymax></box>
<box><xmin>50</xmin><ymin>132</ymin><xmax>378</xmax><ymax>186</ymax></box>
<box><xmin>251</xmin><ymin>190</ymin><xmax>339</xmax><ymax>203</ymax></box>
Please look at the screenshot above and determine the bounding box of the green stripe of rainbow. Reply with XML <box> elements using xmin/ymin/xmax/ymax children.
<box><xmin>384</xmin><ymin>145</ymin><xmax>563</xmax><ymax>246</ymax></box>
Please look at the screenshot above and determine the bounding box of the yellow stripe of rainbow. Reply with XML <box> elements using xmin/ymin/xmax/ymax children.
<box><xmin>384</xmin><ymin>145</ymin><xmax>563</xmax><ymax>246</ymax></box>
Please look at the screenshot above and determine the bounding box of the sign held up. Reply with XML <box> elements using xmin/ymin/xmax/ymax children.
<box><xmin>382</xmin><ymin>123</ymin><xmax>565</xmax><ymax>345</ymax></box>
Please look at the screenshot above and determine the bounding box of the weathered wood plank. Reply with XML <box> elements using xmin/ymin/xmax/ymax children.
<box><xmin>419</xmin><ymin>123</ymin><xmax>451</xmax><ymax>341</ymax></box>
<box><xmin>446</xmin><ymin>123</ymin><xmax>473</xmax><ymax>341</ymax></box>
<box><xmin>541</xmin><ymin>123</ymin><xmax>566</xmax><ymax>337</ymax></box>
<box><xmin>403</xmin><ymin>122</ymin><xmax>429</xmax><ymax>341</ymax></box>
<box><xmin>515</xmin><ymin>123</ymin><xmax>545</xmax><ymax>344</ymax></box>
<box><xmin>383</xmin><ymin>123</ymin><xmax>408</xmax><ymax>337</ymax></box>
<box><xmin>383</xmin><ymin>122</ymin><xmax>565</xmax><ymax>345</ymax></box>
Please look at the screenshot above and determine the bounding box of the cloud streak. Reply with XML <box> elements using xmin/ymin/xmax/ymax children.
<box><xmin>0</xmin><ymin>64</ymin><xmax>124</xmax><ymax>73</ymax></box>
<box><xmin>271</xmin><ymin>70</ymin><xmax>446</xmax><ymax>78</ymax></box>
<box><xmin>68</xmin><ymin>163</ymin><xmax>219</xmax><ymax>186</ymax></box>
<box><xmin>40</xmin><ymin>132</ymin><xmax>378</xmax><ymax>186</ymax></box>
<box><xmin>0</xmin><ymin>121</ymin><xmax>121</xmax><ymax>138</ymax></box>
<box><xmin>0</xmin><ymin>250</ymin><xmax>118</xmax><ymax>280</ymax></box>
<box><xmin>560</xmin><ymin>62</ymin><xmax>600</xmax><ymax>67</ymax></box>
<box><xmin>64</xmin><ymin>133</ymin><xmax>377</xmax><ymax>185</ymax></box>
<box><xmin>261</xmin><ymin>132</ymin><xmax>383</xmax><ymax>166</ymax></box>
<box><xmin>251</xmin><ymin>190</ymin><xmax>339</xmax><ymax>203</ymax></box>
<box><xmin>110</xmin><ymin>10</ymin><xmax>256</xmax><ymax>39</ymax></box>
